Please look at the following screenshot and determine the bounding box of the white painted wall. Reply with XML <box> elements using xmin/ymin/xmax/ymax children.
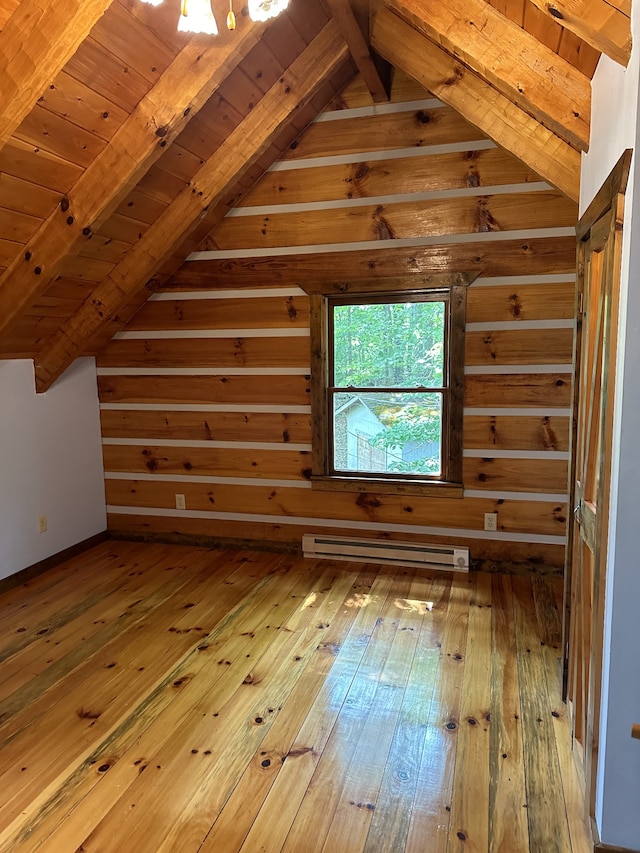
<box><xmin>581</xmin><ymin>7</ymin><xmax>640</xmax><ymax>847</ymax></box>
<box><xmin>0</xmin><ymin>358</ymin><xmax>106</xmax><ymax>581</ymax></box>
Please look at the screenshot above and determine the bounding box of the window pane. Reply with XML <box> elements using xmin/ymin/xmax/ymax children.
<box><xmin>333</xmin><ymin>301</ymin><xmax>445</xmax><ymax>388</ymax></box>
<box><xmin>333</xmin><ymin>392</ymin><xmax>442</xmax><ymax>476</ymax></box>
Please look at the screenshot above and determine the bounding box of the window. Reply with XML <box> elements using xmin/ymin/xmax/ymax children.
<box><xmin>308</xmin><ymin>279</ymin><xmax>470</xmax><ymax>496</ymax></box>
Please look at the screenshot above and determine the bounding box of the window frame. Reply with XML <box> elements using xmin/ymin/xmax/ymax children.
<box><xmin>307</xmin><ymin>275</ymin><xmax>472</xmax><ymax>497</ymax></box>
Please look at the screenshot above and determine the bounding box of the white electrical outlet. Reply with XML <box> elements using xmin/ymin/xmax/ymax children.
<box><xmin>175</xmin><ymin>494</ymin><xmax>186</xmax><ymax>510</ymax></box>
<box><xmin>38</xmin><ymin>515</ymin><xmax>48</xmax><ymax>533</ymax></box>
<box><xmin>484</xmin><ymin>512</ymin><xmax>498</xmax><ymax>532</ymax></box>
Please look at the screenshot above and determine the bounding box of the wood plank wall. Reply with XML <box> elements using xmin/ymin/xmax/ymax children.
<box><xmin>99</xmin><ymin>71</ymin><xmax>577</xmax><ymax>568</ymax></box>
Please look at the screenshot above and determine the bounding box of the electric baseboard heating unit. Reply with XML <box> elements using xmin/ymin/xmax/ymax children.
<box><xmin>302</xmin><ymin>534</ymin><xmax>469</xmax><ymax>573</ymax></box>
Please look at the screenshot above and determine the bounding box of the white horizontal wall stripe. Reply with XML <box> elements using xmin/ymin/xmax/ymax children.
<box><xmin>315</xmin><ymin>99</ymin><xmax>445</xmax><ymax>122</ymax></box>
<box><xmin>466</xmin><ymin>319</ymin><xmax>575</xmax><ymax>331</ymax></box>
<box><xmin>97</xmin><ymin>367</ymin><xmax>310</xmax><ymax>376</ymax></box>
<box><xmin>105</xmin><ymin>472</ymin><xmax>313</xmax><ymax>488</ymax></box>
<box><xmin>267</xmin><ymin>140</ymin><xmax>497</xmax><ymax>172</ymax></box>
<box><xmin>472</xmin><ymin>273</ymin><xmax>576</xmax><ymax>287</ymax></box>
<box><xmin>100</xmin><ymin>403</ymin><xmax>312</xmax><ymax>413</ymax></box>
<box><xmin>464</xmin><ymin>364</ymin><xmax>573</xmax><ymax>375</ymax></box>
<box><xmin>102</xmin><ymin>438</ymin><xmax>311</xmax><ymax>451</ymax></box>
<box><xmin>149</xmin><ymin>287</ymin><xmax>305</xmax><ymax>301</ymax></box>
<box><xmin>463</xmin><ymin>449</ymin><xmax>569</xmax><ymax>460</ymax></box>
<box><xmin>464</xmin><ymin>407</ymin><xmax>572</xmax><ymax>416</ymax></box>
<box><xmin>113</xmin><ymin>328</ymin><xmax>310</xmax><ymax>340</ymax></box>
<box><xmin>106</xmin><ymin>505</ymin><xmax>566</xmax><ymax>545</ymax></box>
<box><xmin>463</xmin><ymin>489</ymin><xmax>568</xmax><ymax>502</ymax></box>
<box><xmin>187</xmin><ymin>227</ymin><xmax>576</xmax><ymax>262</ymax></box>
<box><xmin>227</xmin><ymin>183</ymin><xmax>552</xmax><ymax>218</ymax></box>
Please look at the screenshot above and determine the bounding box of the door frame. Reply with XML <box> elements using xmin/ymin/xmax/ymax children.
<box><xmin>563</xmin><ymin>150</ymin><xmax>632</xmax><ymax>816</ymax></box>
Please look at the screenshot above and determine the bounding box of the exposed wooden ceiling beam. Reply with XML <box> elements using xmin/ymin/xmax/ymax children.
<box><xmin>527</xmin><ymin>0</ymin><xmax>631</xmax><ymax>67</ymax></box>
<box><xmin>0</xmin><ymin>0</ymin><xmax>114</xmax><ymax>152</ymax></box>
<box><xmin>0</xmin><ymin>16</ymin><xmax>265</xmax><ymax>347</ymax></box>
<box><xmin>34</xmin><ymin>21</ymin><xmax>351</xmax><ymax>392</ymax></box>
<box><xmin>371</xmin><ymin>5</ymin><xmax>580</xmax><ymax>203</ymax></box>
<box><xmin>382</xmin><ymin>0</ymin><xmax>590</xmax><ymax>151</ymax></box>
<box><xmin>324</xmin><ymin>0</ymin><xmax>390</xmax><ymax>102</ymax></box>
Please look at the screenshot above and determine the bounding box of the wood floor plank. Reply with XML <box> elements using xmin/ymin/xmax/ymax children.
<box><xmin>198</xmin><ymin>565</ymin><xmax>382</xmax><ymax>853</ymax></box>
<box><xmin>532</xmin><ymin>576</ymin><xmax>593</xmax><ymax>853</ymax></box>
<box><xmin>13</xmin><ymin>556</ymin><xmax>298</xmax><ymax>853</ymax></box>
<box><xmin>362</xmin><ymin>574</ymin><xmax>449</xmax><ymax>853</ymax></box>
<box><xmin>512</xmin><ymin>575</ymin><xmax>573</xmax><ymax>853</ymax></box>
<box><xmin>319</xmin><ymin>570</ymin><xmax>427</xmax><ymax>853</ymax></box>
<box><xmin>0</xmin><ymin>542</ymin><xmax>148</xmax><ymax>655</ymax></box>
<box><xmin>220</xmin><ymin>567</ymin><xmax>402</xmax><ymax>853</ymax></box>
<box><xmin>78</xmin><ymin>564</ymin><xmax>361</xmax><ymax>853</ymax></box>
<box><xmin>280</xmin><ymin>569</ymin><xmax>418</xmax><ymax>853</ymax></box>
<box><xmin>0</xmin><ymin>542</ymin><xmax>142</xmax><ymax>622</ymax></box>
<box><xmin>489</xmin><ymin>574</ymin><xmax>529</xmax><ymax>852</ymax></box>
<box><xmin>0</xmin><ymin>544</ymin><xmax>590</xmax><ymax>853</ymax></box>
<box><xmin>447</xmin><ymin>573</ymin><xmax>492</xmax><ymax>853</ymax></box>
<box><xmin>0</xmin><ymin>544</ymin><xmax>198</xmax><ymax>702</ymax></box>
<box><xmin>24</xmin><ymin>552</ymin><xmax>300</xmax><ymax>853</ymax></box>
<box><xmin>0</xmin><ymin>549</ymin><xmax>279</xmax><ymax>847</ymax></box>
<box><xmin>404</xmin><ymin>575</ymin><xmax>471</xmax><ymax>853</ymax></box>
<box><xmin>0</xmin><ymin>546</ymin><xmax>222</xmax><ymax>730</ymax></box>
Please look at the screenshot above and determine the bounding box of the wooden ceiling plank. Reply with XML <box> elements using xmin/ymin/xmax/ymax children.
<box><xmin>371</xmin><ymin>6</ymin><xmax>580</xmax><ymax>202</ymax></box>
<box><xmin>325</xmin><ymin>0</ymin><xmax>390</xmax><ymax>102</ymax></box>
<box><xmin>0</xmin><ymin>0</ymin><xmax>114</xmax><ymax>151</ymax></box>
<box><xmin>0</xmin><ymin>16</ymin><xmax>266</xmax><ymax>346</ymax></box>
<box><xmin>34</xmin><ymin>21</ymin><xmax>351</xmax><ymax>391</ymax></box>
<box><xmin>526</xmin><ymin>0</ymin><xmax>631</xmax><ymax>65</ymax></box>
<box><xmin>383</xmin><ymin>0</ymin><xmax>590</xmax><ymax>151</ymax></box>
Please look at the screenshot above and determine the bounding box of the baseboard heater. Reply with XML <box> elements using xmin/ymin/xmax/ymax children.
<box><xmin>302</xmin><ymin>534</ymin><xmax>469</xmax><ymax>573</ymax></box>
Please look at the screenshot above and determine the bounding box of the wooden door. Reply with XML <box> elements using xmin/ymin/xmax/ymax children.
<box><xmin>564</xmin><ymin>152</ymin><xmax>630</xmax><ymax>817</ymax></box>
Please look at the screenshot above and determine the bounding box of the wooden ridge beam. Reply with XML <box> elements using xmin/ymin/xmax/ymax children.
<box><xmin>0</xmin><ymin>15</ymin><xmax>265</xmax><ymax>347</ymax></box>
<box><xmin>324</xmin><ymin>0</ymin><xmax>390</xmax><ymax>102</ymax></box>
<box><xmin>371</xmin><ymin>6</ymin><xmax>580</xmax><ymax>203</ymax></box>
<box><xmin>527</xmin><ymin>0</ymin><xmax>631</xmax><ymax>67</ymax></box>
<box><xmin>383</xmin><ymin>0</ymin><xmax>590</xmax><ymax>151</ymax></box>
<box><xmin>0</xmin><ymin>0</ymin><xmax>114</xmax><ymax>152</ymax></box>
<box><xmin>34</xmin><ymin>21</ymin><xmax>351</xmax><ymax>392</ymax></box>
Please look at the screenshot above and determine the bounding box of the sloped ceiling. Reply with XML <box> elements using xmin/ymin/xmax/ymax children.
<box><xmin>0</xmin><ymin>0</ymin><xmax>632</xmax><ymax>391</ymax></box>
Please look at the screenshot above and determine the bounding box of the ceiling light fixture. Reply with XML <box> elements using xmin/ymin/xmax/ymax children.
<box><xmin>247</xmin><ymin>0</ymin><xmax>290</xmax><ymax>22</ymax></box>
<box><xmin>178</xmin><ymin>0</ymin><xmax>218</xmax><ymax>34</ymax></box>
<box><xmin>227</xmin><ymin>0</ymin><xmax>236</xmax><ymax>30</ymax></box>
<box><xmin>138</xmin><ymin>0</ymin><xmax>289</xmax><ymax>32</ymax></box>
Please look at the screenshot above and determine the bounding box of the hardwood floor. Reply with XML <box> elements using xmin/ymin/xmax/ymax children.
<box><xmin>0</xmin><ymin>542</ymin><xmax>592</xmax><ymax>852</ymax></box>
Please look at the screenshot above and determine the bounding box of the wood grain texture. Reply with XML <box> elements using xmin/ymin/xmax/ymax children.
<box><xmin>371</xmin><ymin>6</ymin><xmax>581</xmax><ymax>202</ymax></box>
<box><xmin>108</xmin><ymin>515</ymin><xmax>567</xmax><ymax>566</ymax></box>
<box><xmin>464</xmin><ymin>415</ymin><xmax>570</xmax><ymax>451</ymax></box>
<box><xmin>97</xmin><ymin>336</ymin><xmax>311</xmax><ymax>368</ymax></box>
<box><xmin>97</xmin><ymin>374</ymin><xmax>310</xmax><ymax>406</ymax></box>
<box><xmin>212</xmin><ymin>190</ymin><xmax>577</xmax><ymax>250</ymax></box>
<box><xmin>384</xmin><ymin>0</ymin><xmax>591</xmax><ymax>151</ymax></box>
<box><xmin>33</xmin><ymin>22</ymin><xmax>352</xmax><ymax>391</ymax></box>
<box><xmin>280</xmin><ymin>105</ymin><xmax>482</xmax><ymax>161</ymax></box>
<box><xmin>0</xmin><ymin>543</ymin><xmax>590</xmax><ymax>849</ymax></box>
<box><xmin>100</xmin><ymin>410</ymin><xmax>312</xmax><ymax>444</ymax></box>
<box><xmin>467</xmin><ymin>281</ymin><xmax>576</xmax><ymax>322</ymax></box>
<box><xmin>525</xmin><ymin>0</ymin><xmax>631</xmax><ymax>65</ymax></box>
<box><xmin>465</xmin><ymin>327</ymin><xmax>574</xmax><ymax>365</ymax></box>
<box><xmin>240</xmin><ymin>147</ymin><xmax>542</xmax><ymax>208</ymax></box>
<box><xmin>166</xmin><ymin>236</ymin><xmax>578</xmax><ymax>288</ymax></box>
<box><xmin>0</xmin><ymin>15</ymin><xmax>266</xmax><ymax>346</ymax></box>
<box><xmin>104</xmin><ymin>478</ymin><xmax>567</xmax><ymax>536</ymax></box>
<box><xmin>0</xmin><ymin>0</ymin><xmax>114</xmax><ymax>150</ymax></box>
<box><xmin>125</xmin><ymin>294</ymin><xmax>310</xmax><ymax>331</ymax></box>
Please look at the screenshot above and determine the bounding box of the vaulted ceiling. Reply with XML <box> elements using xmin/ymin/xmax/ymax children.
<box><xmin>0</xmin><ymin>0</ymin><xmax>632</xmax><ymax>391</ymax></box>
